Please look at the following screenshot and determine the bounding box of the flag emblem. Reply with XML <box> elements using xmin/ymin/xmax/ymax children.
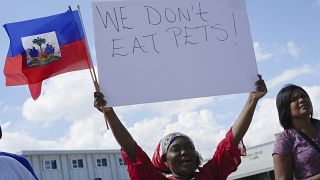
<box><xmin>22</xmin><ymin>31</ymin><xmax>61</xmax><ymax>68</ymax></box>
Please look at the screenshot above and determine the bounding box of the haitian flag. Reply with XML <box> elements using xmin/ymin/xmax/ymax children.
<box><xmin>3</xmin><ymin>10</ymin><xmax>92</xmax><ymax>100</ymax></box>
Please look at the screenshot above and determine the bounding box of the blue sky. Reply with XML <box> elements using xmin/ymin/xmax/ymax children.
<box><xmin>1</xmin><ymin>0</ymin><xmax>320</xmax><ymax>160</ymax></box>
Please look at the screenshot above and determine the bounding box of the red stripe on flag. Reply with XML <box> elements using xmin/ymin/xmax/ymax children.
<box><xmin>4</xmin><ymin>56</ymin><xmax>28</xmax><ymax>86</ymax></box>
<box><xmin>4</xmin><ymin>40</ymin><xmax>91</xmax><ymax>100</ymax></box>
<box><xmin>4</xmin><ymin>40</ymin><xmax>91</xmax><ymax>85</ymax></box>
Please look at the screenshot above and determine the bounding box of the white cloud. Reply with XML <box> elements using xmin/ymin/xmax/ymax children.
<box><xmin>244</xmin><ymin>98</ymin><xmax>282</xmax><ymax>147</ymax></box>
<box><xmin>286</xmin><ymin>41</ymin><xmax>300</xmax><ymax>59</ymax></box>
<box><xmin>1</xmin><ymin>95</ymin><xmax>281</xmax><ymax>160</ymax></box>
<box><xmin>164</xmin><ymin>109</ymin><xmax>226</xmax><ymax>158</ymax></box>
<box><xmin>2</xmin><ymin>93</ymin><xmax>226</xmax><ymax>160</ymax></box>
<box><xmin>75</xmin><ymin>108</ymin><xmax>227</xmax><ymax>159</ymax></box>
<box><xmin>58</xmin><ymin>113</ymin><xmax>119</xmax><ymax>150</ymax></box>
<box><xmin>0</xmin><ymin>130</ymin><xmax>59</xmax><ymax>153</ymax></box>
<box><xmin>253</xmin><ymin>42</ymin><xmax>273</xmax><ymax>62</ymax></box>
<box><xmin>16</xmin><ymin>65</ymin><xmax>218</xmax><ymax>158</ymax></box>
<box><xmin>22</xmin><ymin>70</ymin><xmax>95</xmax><ymax>124</ymax></box>
<box><xmin>304</xmin><ymin>85</ymin><xmax>320</xmax><ymax>118</ymax></box>
<box><xmin>253</xmin><ymin>41</ymin><xmax>301</xmax><ymax>62</ymax></box>
<box><xmin>142</xmin><ymin>97</ymin><xmax>214</xmax><ymax>117</ymax></box>
<box><xmin>252</xmin><ymin>41</ymin><xmax>300</xmax><ymax>62</ymax></box>
<box><xmin>21</xmin><ymin>64</ymin><xmax>214</xmax><ymax>126</ymax></box>
<box><xmin>0</xmin><ymin>121</ymin><xmax>11</xmax><ymax>130</ymax></box>
<box><xmin>267</xmin><ymin>65</ymin><xmax>314</xmax><ymax>89</ymax></box>
<box><xmin>128</xmin><ymin>116</ymin><xmax>171</xmax><ymax>156</ymax></box>
<box><xmin>3</xmin><ymin>85</ymin><xmax>320</xmax><ymax>161</ymax></box>
<box><xmin>0</xmin><ymin>112</ymin><xmax>119</xmax><ymax>152</ymax></box>
<box><xmin>0</xmin><ymin>102</ymin><xmax>9</xmax><ymax>115</ymax></box>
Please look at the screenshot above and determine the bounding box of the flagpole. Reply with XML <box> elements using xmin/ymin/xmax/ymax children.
<box><xmin>76</xmin><ymin>5</ymin><xmax>109</xmax><ymax>129</ymax></box>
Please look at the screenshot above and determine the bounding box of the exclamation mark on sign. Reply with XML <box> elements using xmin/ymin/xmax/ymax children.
<box><xmin>232</xmin><ymin>12</ymin><xmax>238</xmax><ymax>45</ymax></box>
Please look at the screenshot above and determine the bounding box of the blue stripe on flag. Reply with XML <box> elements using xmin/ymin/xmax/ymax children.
<box><xmin>3</xmin><ymin>10</ymin><xmax>85</xmax><ymax>57</ymax></box>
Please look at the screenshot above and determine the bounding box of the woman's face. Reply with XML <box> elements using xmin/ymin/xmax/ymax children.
<box><xmin>289</xmin><ymin>88</ymin><xmax>312</xmax><ymax>119</ymax></box>
<box><xmin>165</xmin><ymin>136</ymin><xmax>197</xmax><ymax>178</ymax></box>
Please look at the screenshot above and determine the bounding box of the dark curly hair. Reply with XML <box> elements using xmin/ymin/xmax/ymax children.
<box><xmin>195</xmin><ymin>150</ymin><xmax>203</xmax><ymax>168</ymax></box>
<box><xmin>276</xmin><ymin>84</ymin><xmax>313</xmax><ymax>129</ymax></box>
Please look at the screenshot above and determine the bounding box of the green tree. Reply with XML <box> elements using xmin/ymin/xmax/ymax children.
<box><xmin>32</xmin><ymin>37</ymin><xmax>46</xmax><ymax>53</ymax></box>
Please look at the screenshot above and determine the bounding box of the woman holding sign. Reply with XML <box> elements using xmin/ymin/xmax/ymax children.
<box><xmin>94</xmin><ymin>75</ymin><xmax>267</xmax><ymax>180</ymax></box>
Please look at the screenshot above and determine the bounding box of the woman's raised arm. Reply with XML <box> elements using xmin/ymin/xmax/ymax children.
<box><xmin>94</xmin><ymin>92</ymin><xmax>136</xmax><ymax>159</ymax></box>
<box><xmin>231</xmin><ymin>75</ymin><xmax>267</xmax><ymax>144</ymax></box>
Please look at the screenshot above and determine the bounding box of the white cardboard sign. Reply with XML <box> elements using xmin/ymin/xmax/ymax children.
<box><xmin>92</xmin><ymin>0</ymin><xmax>258</xmax><ymax>107</ymax></box>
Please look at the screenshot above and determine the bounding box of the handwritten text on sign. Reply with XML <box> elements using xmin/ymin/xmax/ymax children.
<box><xmin>92</xmin><ymin>0</ymin><xmax>258</xmax><ymax>106</ymax></box>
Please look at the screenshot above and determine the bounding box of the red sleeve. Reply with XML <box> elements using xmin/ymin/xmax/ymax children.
<box><xmin>121</xmin><ymin>144</ymin><xmax>166</xmax><ymax>180</ymax></box>
<box><xmin>196</xmin><ymin>128</ymin><xmax>243</xmax><ymax>180</ymax></box>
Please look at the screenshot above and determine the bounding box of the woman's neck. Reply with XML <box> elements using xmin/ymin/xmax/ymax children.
<box><xmin>170</xmin><ymin>173</ymin><xmax>195</xmax><ymax>180</ymax></box>
<box><xmin>292</xmin><ymin>117</ymin><xmax>317</xmax><ymax>139</ymax></box>
<box><xmin>171</xmin><ymin>177</ymin><xmax>194</xmax><ymax>180</ymax></box>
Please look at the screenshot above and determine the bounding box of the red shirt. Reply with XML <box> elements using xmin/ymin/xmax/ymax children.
<box><xmin>121</xmin><ymin>128</ymin><xmax>242</xmax><ymax>180</ymax></box>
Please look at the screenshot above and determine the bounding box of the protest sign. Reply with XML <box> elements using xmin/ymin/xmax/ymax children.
<box><xmin>92</xmin><ymin>0</ymin><xmax>258</xmax><ymax>106</ymax></box>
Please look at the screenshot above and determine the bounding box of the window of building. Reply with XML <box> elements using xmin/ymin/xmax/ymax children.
<box><xmin>118</xmin><ymin>158</ymin><xmax>127</xmax><ymax>166</ymax></box>
<box><xmin>72</xmin><ymin>159</ymin><xmax>84</xmax><ymax>168</ymax></box>
<box><xmin>96</xmin><ymin>158</ymin><xmax>108</xmax><ymax>167</ymax></box>
<box><xmin>43</xmin><ymin>159</ymin><xmax>58</xmax><ymax>170</ymax></box>
<box><xmin>237</xmin><ymin>171</ymin><xmax>275</xmax><ymax>180</ymax></box>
